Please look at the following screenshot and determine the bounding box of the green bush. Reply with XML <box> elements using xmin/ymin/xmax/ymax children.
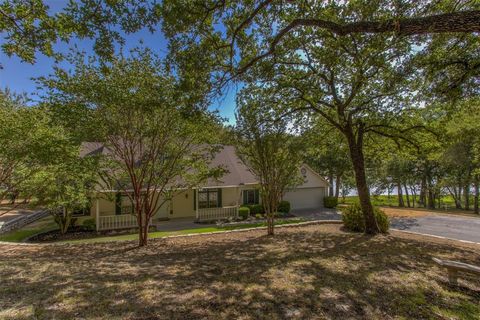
<box><xmin>324</xmin><ymin>196</ymin><xmax>338</xmax><ymax>208</ymax></box>
<box><xmin>82</xmin><ymin>218</ymin><xmax>96</xmax><ymax>231</ymax></box>
<box><xmin>248</xmin><ymin>204</ymin><xmax>265</xmax><ymax>215</ymax></box>
<box><xmin>255</xmin><ymin>213</ymin><xmax>263</xmax><ymax>219</ymax></box>
<box><xmin>278</xmin><ymin>200</ymin><xmax>291</xmax><ymax>213</ymax></box>
<box><xmin>238</xmin><ymin>206</ymin><xmax>250</xmax><ymax>220</ymax></box>
<box><xmin>342</xmin><ymin>203</ymin><xmax>389</xmax><ymax>233</ymax></box>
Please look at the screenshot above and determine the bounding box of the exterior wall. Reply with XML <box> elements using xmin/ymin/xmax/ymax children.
<box><xmin>297</xmin><ymin>165</ymin><xmax>329</xmax><ymax>189</ymax></box>
<box><xmin>89</xmin><ymin>196</ymin><xmax>116</xmax><ymax>217</ymax></box>
<box><xmin>169</xmin><ymin>189</ymin><xmax>195</xmax><ymax>218</ymax></box>
<box><xmin>284</xmin><ymin>187</ymin><xmax>326</xmax><ymax>210</ymax></box>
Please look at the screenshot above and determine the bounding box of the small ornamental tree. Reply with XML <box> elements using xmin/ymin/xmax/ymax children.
<box><xmin>235</xmin><ymin>87</ymin><xmax>303</xmax><ymax>236</ymax></box>
<box><xmin>27</xmin><ymin>152</ymin><xmax>98</xmax><ymax>234</ymax></box>
<box><xmin>42</xmin><ymin>49</ymin><xmax>223</xmax><ymax>246</ymax></box>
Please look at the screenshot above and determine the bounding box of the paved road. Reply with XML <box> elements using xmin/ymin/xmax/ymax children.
<box><xmin>292</xmin><ymin>208</ymin><xmax>480</xmax><ymax>243</ymax></box>
<box><xmin>390</xmin><ymin>214</ymin><xmax>480</xmax><ymax>243</ymax></box>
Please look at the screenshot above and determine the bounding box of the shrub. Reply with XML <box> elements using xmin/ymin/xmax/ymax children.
<box><xmin>238</xmin><ymin>206</ymin><xmax>250</xmax><ymax>220</ymax></box>
<box><xmin>274</xmin><ymin>212</ymin><xmax>286</xmax><ymax>218</ymax></box>
<box><xmin>342</xmin><ymin>204</ymin><xmax>389</xmax><ymax>233</ymax></box>
<box><xmin>277</xmin><ymin>200</ymin><xmax>291</xmax><ymax>213</ymax></box>
<box><xmin>248</xmin><ymin>204</ymin><xmax>265</xmax><ymax>215</ymax></box>
<box><xmin>82</xmin><ymin>218</ymin><xmax>96</xmax><ymax>231</ymax></box>
<box><xmin>324</xmin><ymin>196</ymin><xmax>338</xmax><ymax>208</ymax></box>
<box><xmin>255</xmin><ymin>213</ymin><xmax>263</xmax><ymax>219</ymax></box>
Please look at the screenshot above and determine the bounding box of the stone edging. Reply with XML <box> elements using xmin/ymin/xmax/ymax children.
<box><xmin>0</xmin><ymin>220</ymin><xmax>342</xmax><ymax>246</ymax></box>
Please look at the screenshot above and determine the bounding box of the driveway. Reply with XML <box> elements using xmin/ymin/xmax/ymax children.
<box><xmin>390</xmin><ymin>214</ymin><xmax>480</xmax><ymax>243</ymax></box>
<box><xmin>291</xmin><ymin>208</ymin><xmax>342</xmax><ymax>221</ymax></box>
<box><xmin>292</xmin><ymin>207</ymin><xmax>480</xmax><ymax>244</ymax></box>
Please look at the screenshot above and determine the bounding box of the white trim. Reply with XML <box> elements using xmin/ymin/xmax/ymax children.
<box><xmin>95</xmin><ymin>199</ymin><xmax>100</xmax><ymax>231</ymax></box>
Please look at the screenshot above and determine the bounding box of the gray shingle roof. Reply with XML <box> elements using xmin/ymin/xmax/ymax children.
<box><xmin>80</xmin><ymin>143</ymin><xmax>258</xmax><ymax>187</ymax></box>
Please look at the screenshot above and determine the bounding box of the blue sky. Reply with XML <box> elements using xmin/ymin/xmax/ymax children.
<box><xmin>0</xmin><ymin>1</ymin><xmax>238</xmax><ymax>124</ymax></box>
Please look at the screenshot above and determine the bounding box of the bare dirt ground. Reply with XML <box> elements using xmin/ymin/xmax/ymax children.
<box><xmin>1</xmin><ymin>224</ymin><xmax>479</xmax><ymax>320</ymax></box>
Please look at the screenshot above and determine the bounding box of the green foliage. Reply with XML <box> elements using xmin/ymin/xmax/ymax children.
<box><xmin>324</xmin><ymin>196</ymin><xmax>338</xmax><ymax>208</ymax></box>
<box><xmin>82</xmin><ymin>218</ymin><xmax>96</xmax><ymax>231</ymax></box>
<box><xmin>277</xmin><ymin>200</ymin><xmax>290</xmax><ymax>213</ymax></box>
<box><xmin>247</xmin><ymin>204</ymin><xmax>264</xmax><ymax>215</ymax></box>
<box><xmin>238</xmin><ymin>206</ymin><xmax>250</xmax><ymax>220</ymax></box>
<box><xmin>255</xmin><ymin>213</ymin><xmax>263</xmax><ymax>220</ymax></box>
<box><xmin>342</xmin><ymin>204</ymin><xmax>389</xmax><ymax>233</ymax></box>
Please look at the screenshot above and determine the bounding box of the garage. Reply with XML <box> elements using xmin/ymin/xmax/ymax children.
<box><xmin>283</xmin><ymin>187</ymin><xmax>326</xmax><ymax>210</ymax></box>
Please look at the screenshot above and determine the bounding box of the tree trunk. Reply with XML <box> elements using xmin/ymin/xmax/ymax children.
<box><xmin>267</xmin><ymin>213</ymin><xmax>274</xmax><ymax>235</ymax></box>
<box><xmin>345</xmin><ymin>128</ymin><xmax>379</xmax><ymax>235</ymax></box>
<box><xmin>397</xmin><ymin>182</ymin><xmax>404</xmax><ymax>207</ymax></box>
<box><xmin>464</xmin><ymin>183</ymin><xmax>470</xmax><ymax>211</ymax></box>
<box><xmin>335</xmin><ymin>175</ymin><xmax>341</xmax><ymax>199</ymax></box>
<box><xmin>404</xmin><ymin>183</ymin><xmax>411</xmax><ymax>207</ymax></box>
<box><xmin>419</xmin><ymin>176</ymin><xmax>427</xmax><ymax>208</ymax></box>
<box><xmin>328</xmin><ymin>173</ymin><xmax>334</xmax><ymax>197</ymax></box>
<box><xmin>410</xmin><ymin>186</ymin><xmax>417</xmax><ymax>208</ymax></box>
<box><xmin>428</xmin><ymin>187</ymin><xmax>435</xmax><ymax>209</ymax></box>
<box><xmin>474</xmin><ymin>175</ymin><xmax>479</xmax><ymax>214</ymax></box>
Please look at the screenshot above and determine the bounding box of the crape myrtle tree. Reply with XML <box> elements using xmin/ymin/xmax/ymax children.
<box><xmin>41</xmin><ymin>49</ymin><xmax>224</xmax><ymax>246</ymax></box>
<box><xmin>160</xmin><ymin>1</ymin><xmax>480</xmax><ymax>234</ymax></box>
<box><xmin>235</xmin><ymin>86</ymin><xmax>303</xmax><ymax>236</ymax></box>
<box><xmin>26</xmin><ymin>147</ymin><xmax>98</xmax><ymax>234</ymax></box>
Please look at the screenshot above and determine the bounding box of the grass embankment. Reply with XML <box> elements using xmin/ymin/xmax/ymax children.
<box><xmin>1</xmin><ymin>224</ymin><xmax>478</xmax><ymax>319</ymax></box>
<box><xmin>0</xmin><ymin>216</ymin><xmax>57</xmax><ymax>242</ymax></box>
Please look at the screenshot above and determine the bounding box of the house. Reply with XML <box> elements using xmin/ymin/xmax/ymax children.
<box><xmin>79</xmin><ymin>144</ymin><xmax>329</xmax><ymax>231</ymax></box>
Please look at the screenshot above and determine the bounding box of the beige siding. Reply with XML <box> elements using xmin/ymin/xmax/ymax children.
<box><xmin>284</xmin><ymin>187</ymin><xmax>326</xmax><ymax>210</ymax></box>
<box><xmin>89</xmin><ymin>196</ymin><xmax>116</xmax><ymax>217</ymax></box>
<box><xmin>169</xmin><ymin>190</ymin><xmax>195</xmax><ymax>218</ymax></box>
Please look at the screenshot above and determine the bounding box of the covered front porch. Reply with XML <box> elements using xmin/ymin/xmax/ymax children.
<box><xmin>92</xmin><ymin>185</ymin><xmax>259</xmax><ymax>230</ymax></box>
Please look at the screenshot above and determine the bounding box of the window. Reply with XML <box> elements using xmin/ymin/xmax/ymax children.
<box><xmin>243</xmin><ymin>189</ymin><xmax>259</xmax><ymax>205</ymax></box>
<box><xmin>196</xmin><ymin>189</ymin><xmax>221</xmax><ymax>209</ymax></box>
<box><xmin>115</xmin><ymin>193</ymin><xmax>134</xmax><ymax>215</ymax></box>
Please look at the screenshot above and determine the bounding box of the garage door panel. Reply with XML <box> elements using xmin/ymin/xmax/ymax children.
<box><xmin>283</xmin><ymin>187</ymin><xmax>325</xmax><ymax>210</ymax></box>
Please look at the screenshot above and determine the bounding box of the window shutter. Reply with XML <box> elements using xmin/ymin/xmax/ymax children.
<box><xmin>255</xmin><ymin>189</ymin><xmax>260</xmax><ymax>204</ymax></box>
<box><xmin>242</xmin><ymin>190</ymin><xmax>247</xmax><ymax>205</ymax></box>
<box><xmin>217</xmin><ymin>188</ymin><xmax>222</xmax><ymax>207</ymax></box>
<box><xmin>193</xmin><ymin>189</ymin><xmax>196</xmax><ymax>210</ymax></box>
<box><xmin>115</xmin><ymin>193</ymin><xmax>122</xmax><ymax>215</ymax></box>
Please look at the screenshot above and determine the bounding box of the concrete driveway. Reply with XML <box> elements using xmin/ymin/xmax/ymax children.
<box><xmin>292</xmin><ymin>207</ymin><xmax>480</xmax><ymax>244</ymax></box>
<box><xmin>291</xmin><ymin>208</ymin><xmax>342</xmax><ymax>221</ymax></box>
<box><xmin>390</xmin><ymin>214</ymin><xmax>480</xmax><ymax>243</ymax></box>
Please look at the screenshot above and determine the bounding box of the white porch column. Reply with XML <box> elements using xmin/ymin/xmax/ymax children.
<box><xmin>195</xmin><ymin>189</ymin><xmax>199</xmax><ymax>220</ymax></box>
<box><xmin>95</xmin><ymin>198</ymin><xmax>100</xmax><ymax>231</ymax></box>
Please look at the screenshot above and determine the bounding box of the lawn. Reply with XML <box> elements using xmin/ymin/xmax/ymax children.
<box><xmin>0</xmin><ymin>216</ymin><xmax>57</xmax><ymax>242</ymax></box>
<box><xmin>341</xmin><ymin>194</ymin><xmax>462</xmax><ymax>207</ymax></box>
<box><xmin>1</xmin><ymin>224</ymin><xmax>479</xmax><ymax>319</ymax></box>
<box><xmin>0</xmin><ymin>217</ymin><xmax>306</xmax><ymax>243</ymax></box>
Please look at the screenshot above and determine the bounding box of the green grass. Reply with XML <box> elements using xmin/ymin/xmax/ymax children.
<box><xmin>1</xmin><ymin>217</ymin><xmax>306</xmax><ymax>244</ymax></box>
<box><xmin>0</xmin><ymin>216</ymin><xmax>57</xmax><ymax>242</ymax></box>
<box><xmin>341</xmin><ymin>195</ymin><xmax>463</xmax><ymax>207</ymax></box>
<box><xmin>64</xmin><ymin>218</ymin><xmax>306</xmax><ymax>244</ymax></box>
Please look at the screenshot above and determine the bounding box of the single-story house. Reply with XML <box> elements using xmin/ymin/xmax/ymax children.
<box><xmin>78</xmin><ymin>144</ymin><xmax>329</xmax><ymax>230</ymax></box>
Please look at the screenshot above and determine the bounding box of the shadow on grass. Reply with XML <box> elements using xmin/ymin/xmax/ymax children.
<box><xmin>0</xmin><ymin>225</ymin><xmax>479</xmax><ymax>319</ymax></box>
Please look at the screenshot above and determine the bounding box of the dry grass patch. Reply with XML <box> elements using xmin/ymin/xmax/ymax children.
<box><xmin>0</xmin><ymin>224</ymin><xmax>479</xmax><ymax>320</ymax></box>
